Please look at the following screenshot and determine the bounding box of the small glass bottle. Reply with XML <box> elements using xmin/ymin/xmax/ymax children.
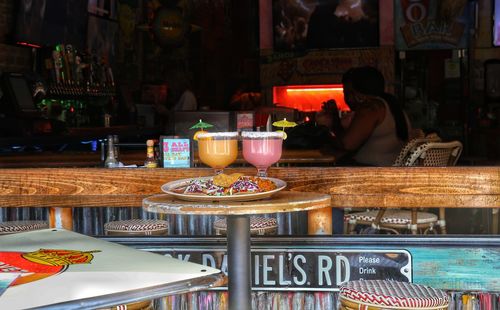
<box><xmin>113</xmin><ymin>135</ymin><xmax>120</xmax><ymax>159</ymax></box>
<box><xmin>144</xmin><ymin>139</ymin><xmax>158</xmax><ymax>168</ymax></box>
<box><xmin>104</xmin><ymin>135</ymin><xmax>119</xmax><ymax>168</ymax></box>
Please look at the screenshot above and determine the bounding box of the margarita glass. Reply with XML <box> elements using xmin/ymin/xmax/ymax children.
<box><xmin>242</xmin><ymin>131</ymin><xmax>284</xmax><ymax>177</ymax></box>
<box><xmin>197</xmin><ymin>132</ymin><xmax>239</xmax><ymax>175</ymax></box>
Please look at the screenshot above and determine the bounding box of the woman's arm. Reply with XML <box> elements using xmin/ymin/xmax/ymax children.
<box><xmin>336</xmin><ymin>100</ymin><xmax>385</xmax><ymax>151</ymax></box>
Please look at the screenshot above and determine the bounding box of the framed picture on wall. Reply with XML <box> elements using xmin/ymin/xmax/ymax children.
<box><xmin>494</xmin><ymin>0</ymin><xmax>500</xmax><ymax>47</ymax></box>
<box><xmin>87</xmin><ymin>15</ymin><xmax>118</xmax><ymax>65</ymax></box>
<box><xmin>88</xmin><ymin>0</ymin><xmax>118</xmax><ymax>20</ymax></box>
<box><xmin>272</xmin><ymin>0</ymin><xmax>379</xmax><ymax>51</ymax></box>
<box><xmin>485</xmin><ymin>59</ymin><xmax>500</xmax><ymax>100</ymax></box>
<box><xmin>395</xmin><ymin>0</ymin><xmax>470</xmax><ymax>50</ymax></box>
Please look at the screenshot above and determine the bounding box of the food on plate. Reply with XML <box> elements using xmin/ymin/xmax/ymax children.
<box><xmin>213</xmin><ymin>173</ymin><xmax>244</xmax><ymax>187</ymax></box>
<box><xmin>174</xmin><ymin>174</ymin><xmax>277</xmax><ymax>196</ymax></box>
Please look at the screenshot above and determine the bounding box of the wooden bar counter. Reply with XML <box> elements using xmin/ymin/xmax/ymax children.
<box><xmin>0</xmin><ymin>167</ymin><xmax>498</xmax><ymax>233</ymax></box>
<box><xmin>0</xmin><ymin>148</ymin><xmax>336</xmax><ymax>168</ymax></box>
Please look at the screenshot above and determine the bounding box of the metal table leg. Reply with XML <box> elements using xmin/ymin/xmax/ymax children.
<box><xmin>227</xmin><ymin>215</ymin><xmax>251</xmax><ymax>310</ymax></box>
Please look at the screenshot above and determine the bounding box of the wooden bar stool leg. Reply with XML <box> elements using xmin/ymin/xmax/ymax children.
<box><xmin>373</xmin><ymin>209</ymin><xmax>386</xmax><ymax>231</ymax></box>
<box><xmin>438</xmin><ymin>208</ymin><xmax>447</xmax><ymax>234</ymax></box>
<box><xmin>308</xmin><ymin>207</ymin><xmax>332</xmax><ymax>235</ymax></box>
<box><xmin>347</xmin><ymin>218</ymin><xmax>357</xmax><ymax>234</ymax></box>
<box><xmin>49</xmin><ymin>207</ymin><xmax>73</xmax><ymax>230</ymax></box>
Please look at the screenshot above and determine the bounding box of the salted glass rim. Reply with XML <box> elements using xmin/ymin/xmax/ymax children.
<box><xmin>197</xmin><ymin>131</ymin><xmax>239</xmax><ymax>139</ymax></box>
<box><xmin>241</xmin><ymin>131</ymin><xmax>284</xmax><ymax>139</ymax></box>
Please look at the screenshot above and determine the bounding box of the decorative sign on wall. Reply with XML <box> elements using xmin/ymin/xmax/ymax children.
<box><xmin>236</xmin><ymin>112</ymin><xmax>254</xmax><ymax>131</ymax></box>
<box><xmin>260</xmin><ymin>48</ymin><xmax>395</xmax><ymax>92</ymax></box>
<box><xmin>160</xmin><ymin>137</ymin><xmax>192</xmax><ymax>168</ymax></box>
<box><xmin>160</xmin><ymin>248</ymin><xmax>412</xmax><ymax>291</ymax></box>
<box><xmin>494</xmin><ymin>1</ymin><xmax>500</xmax><ymax>47</ymax></box>
<box><xmin>395</xmin><ymin>0</ymin><xmax>470</xmax><ymax>50</ymax></box>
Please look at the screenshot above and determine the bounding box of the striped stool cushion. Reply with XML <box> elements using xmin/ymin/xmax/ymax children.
<box><xmin>110</xmin><ymin>300</ymin><xmax>153</xmax><ymax>310</ymax></box>
<box><xmin>104</xmin><ymin>220</ymin><xmax>169</xmax><ymax>235</ymax></box>
<box><xmin>0</xmin><ymin>221</ymin><xmax>49</xmax><ymax>235</ymax></box>
<box><xmin>345</xmin><ymin>210</ymin><xmax>438</xmax><ymax>225</ymax></box>
<box><xmin>213</xmin><ymin>217</ymin><xmax>278</xmax><ymax>235</ymax></box>
<box><xmin>340</xmin><ymin>280</ymin><xmax>449</xmax><ymax>309</ymax></box>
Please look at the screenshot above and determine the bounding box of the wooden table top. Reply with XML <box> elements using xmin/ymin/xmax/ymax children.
<box><xmin>143</xmin><ymin>191</ymin><xmax>331</xmax><ymax>215</ymax></box>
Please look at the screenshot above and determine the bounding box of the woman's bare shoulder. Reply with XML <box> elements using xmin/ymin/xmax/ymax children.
<box><xmin>354</xmin><ymin>97</ymin><xmax>386</xmax><ymax>124</ymax></box>
<box><xmin>357</xmin><ymin>97</ymin><xmax>385</xmax><ymax>113</ymax></box>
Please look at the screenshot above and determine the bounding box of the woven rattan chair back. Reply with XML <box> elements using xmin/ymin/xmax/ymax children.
<box><xmin>404</xmin><ymin>141</ymin><xmax>463</xmax><ymax>167</ymax></box>
<box><xmin>393</xmin><ymin>133</ymin><xmax>442</xmax><ymax>166</ymax></box>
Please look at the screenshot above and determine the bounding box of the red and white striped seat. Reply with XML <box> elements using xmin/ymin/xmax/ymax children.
<box><xmin>214</xmin><ymin>217</ymin><xmax>278</xmax><ymax>235</ymax></box>
<box><xmin>104</xmin><ymin>219</ymin><xmax>169</xmax><ymax>236</ymax></box>
<box><xmin>107</xmin><ymin>300</ymin><xmax>153</xmax><ymax>310</ymax></box>
<box><xmin>0</xmin><ymin>221</ymin><xmax>49</xmax><ymax>235</ymax></box>
<box><xmin>339</xmin><ymin>280</ymin><xmax>449</xmax><ymax>310</ymax></box>
<box><xmin>345</xmin><ymin>210</ymin><xmax>438</xmax><ymax>225</ymax></box>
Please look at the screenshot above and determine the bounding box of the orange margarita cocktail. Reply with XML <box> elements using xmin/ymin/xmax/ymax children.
<box><xmin>197</xmin><ymin>132</ymin><xmax>239</xmax><ymax>174</ymax></box>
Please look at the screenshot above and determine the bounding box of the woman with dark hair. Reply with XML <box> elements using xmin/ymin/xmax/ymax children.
<box><xmin>331</xmin><ymin>66</ymin><xmax>411</xmax><ymax>166</ymax></box>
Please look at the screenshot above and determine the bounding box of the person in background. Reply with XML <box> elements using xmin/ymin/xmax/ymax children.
<box><xmin>228</xmin><ymin>79</ymin><xmax>262</xmax><ymax>111</ymax></box>
<box><xmin>320</xmin><ymin>66</ymin><xmax>410</xmax><ymax>234</ymax></box>
<box><xmin>48</xmin><ymin>102</ymin><xmax>68</xmax><ymax>135</ymax></box>
<box><xmin>153</xmin><ymin>75</ymin><xmax>197</xmax><ymax>134</ymax></box>
<box><xmin>171</xmin><ymin>76</ymin><xmax>197</xmax><ymax>111</ymax></box>
<box><xmin>326</xmin><ymin>66</ymin><xmax>411</xmax><ymax>166</ymax></box>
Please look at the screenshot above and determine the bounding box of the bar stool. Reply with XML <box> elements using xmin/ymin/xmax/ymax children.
<box><xmin>339</xmin><ymin>280</ymin><xmax>449</xmax><ymax>310</ymax></box>
<box><xmin>99</xmin><ymin>300</ymin><xmax>153</xmax><ymax>310</ymax></box>
<box><xmin>0</xmin><ymin>221</ymin><xmax>49</xmax><ymax>235</ymax></box>
<box><xmin>104</xmin><ymin>219</ymin><xmax>169</xmax><ymax>236</ymax></box>
<box><xmin>345</xmin><ymin>139</ymin><xmax>462</xmax><ymax>235</ymax></box>
<box><xmin>102</xmin><ymin>220</ymin><xmax>167</xmax><ymax>310</ymax></box>
<box><xmin>345</xmin><ymin>210</ymin><xmax>438</xmax><ymax>234</ymax></box>
<box><xmin>213</xmin><ymin>217</ymin><xmax>278</xmax><ymax>235</ymax></box>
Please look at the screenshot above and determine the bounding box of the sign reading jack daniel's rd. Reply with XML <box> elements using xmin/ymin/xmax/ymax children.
<box><xmin>159</xmin><ymin>249</ymin><xmax>412</xmax><ymax>291</ymax></box>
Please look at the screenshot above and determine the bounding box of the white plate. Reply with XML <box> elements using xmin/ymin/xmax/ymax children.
<box><xmin>161</xmin><ymin>176</ymin><xmax>287</xmax><ymax>202</ymax></box>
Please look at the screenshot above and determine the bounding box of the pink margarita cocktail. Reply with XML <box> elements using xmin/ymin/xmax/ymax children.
<box><xmin>242</xmin><ymin>131</ymin><xmax>284</xmax><ymax>177</ymax></box>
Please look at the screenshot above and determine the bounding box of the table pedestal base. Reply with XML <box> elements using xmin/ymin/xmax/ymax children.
<box><xmin>227</xmin><ymin>215</ymin><xmax>251</xmax><ymax>310</ymax></box>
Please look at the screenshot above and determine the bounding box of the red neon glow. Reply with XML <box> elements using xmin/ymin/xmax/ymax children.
<box><xmin>286</xmin><ymin>87</ymin><xmax>344</xmax><ymax>92</ymax></box>
<box><xmin>273</xmin><ymin>84</ymin><xmax>350</xmax><ymax>112</ymax></box>
<box><xmin>16</xmin><ymin>41</ymin><xmax>42</xmax><ymax>48</ymax></box>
